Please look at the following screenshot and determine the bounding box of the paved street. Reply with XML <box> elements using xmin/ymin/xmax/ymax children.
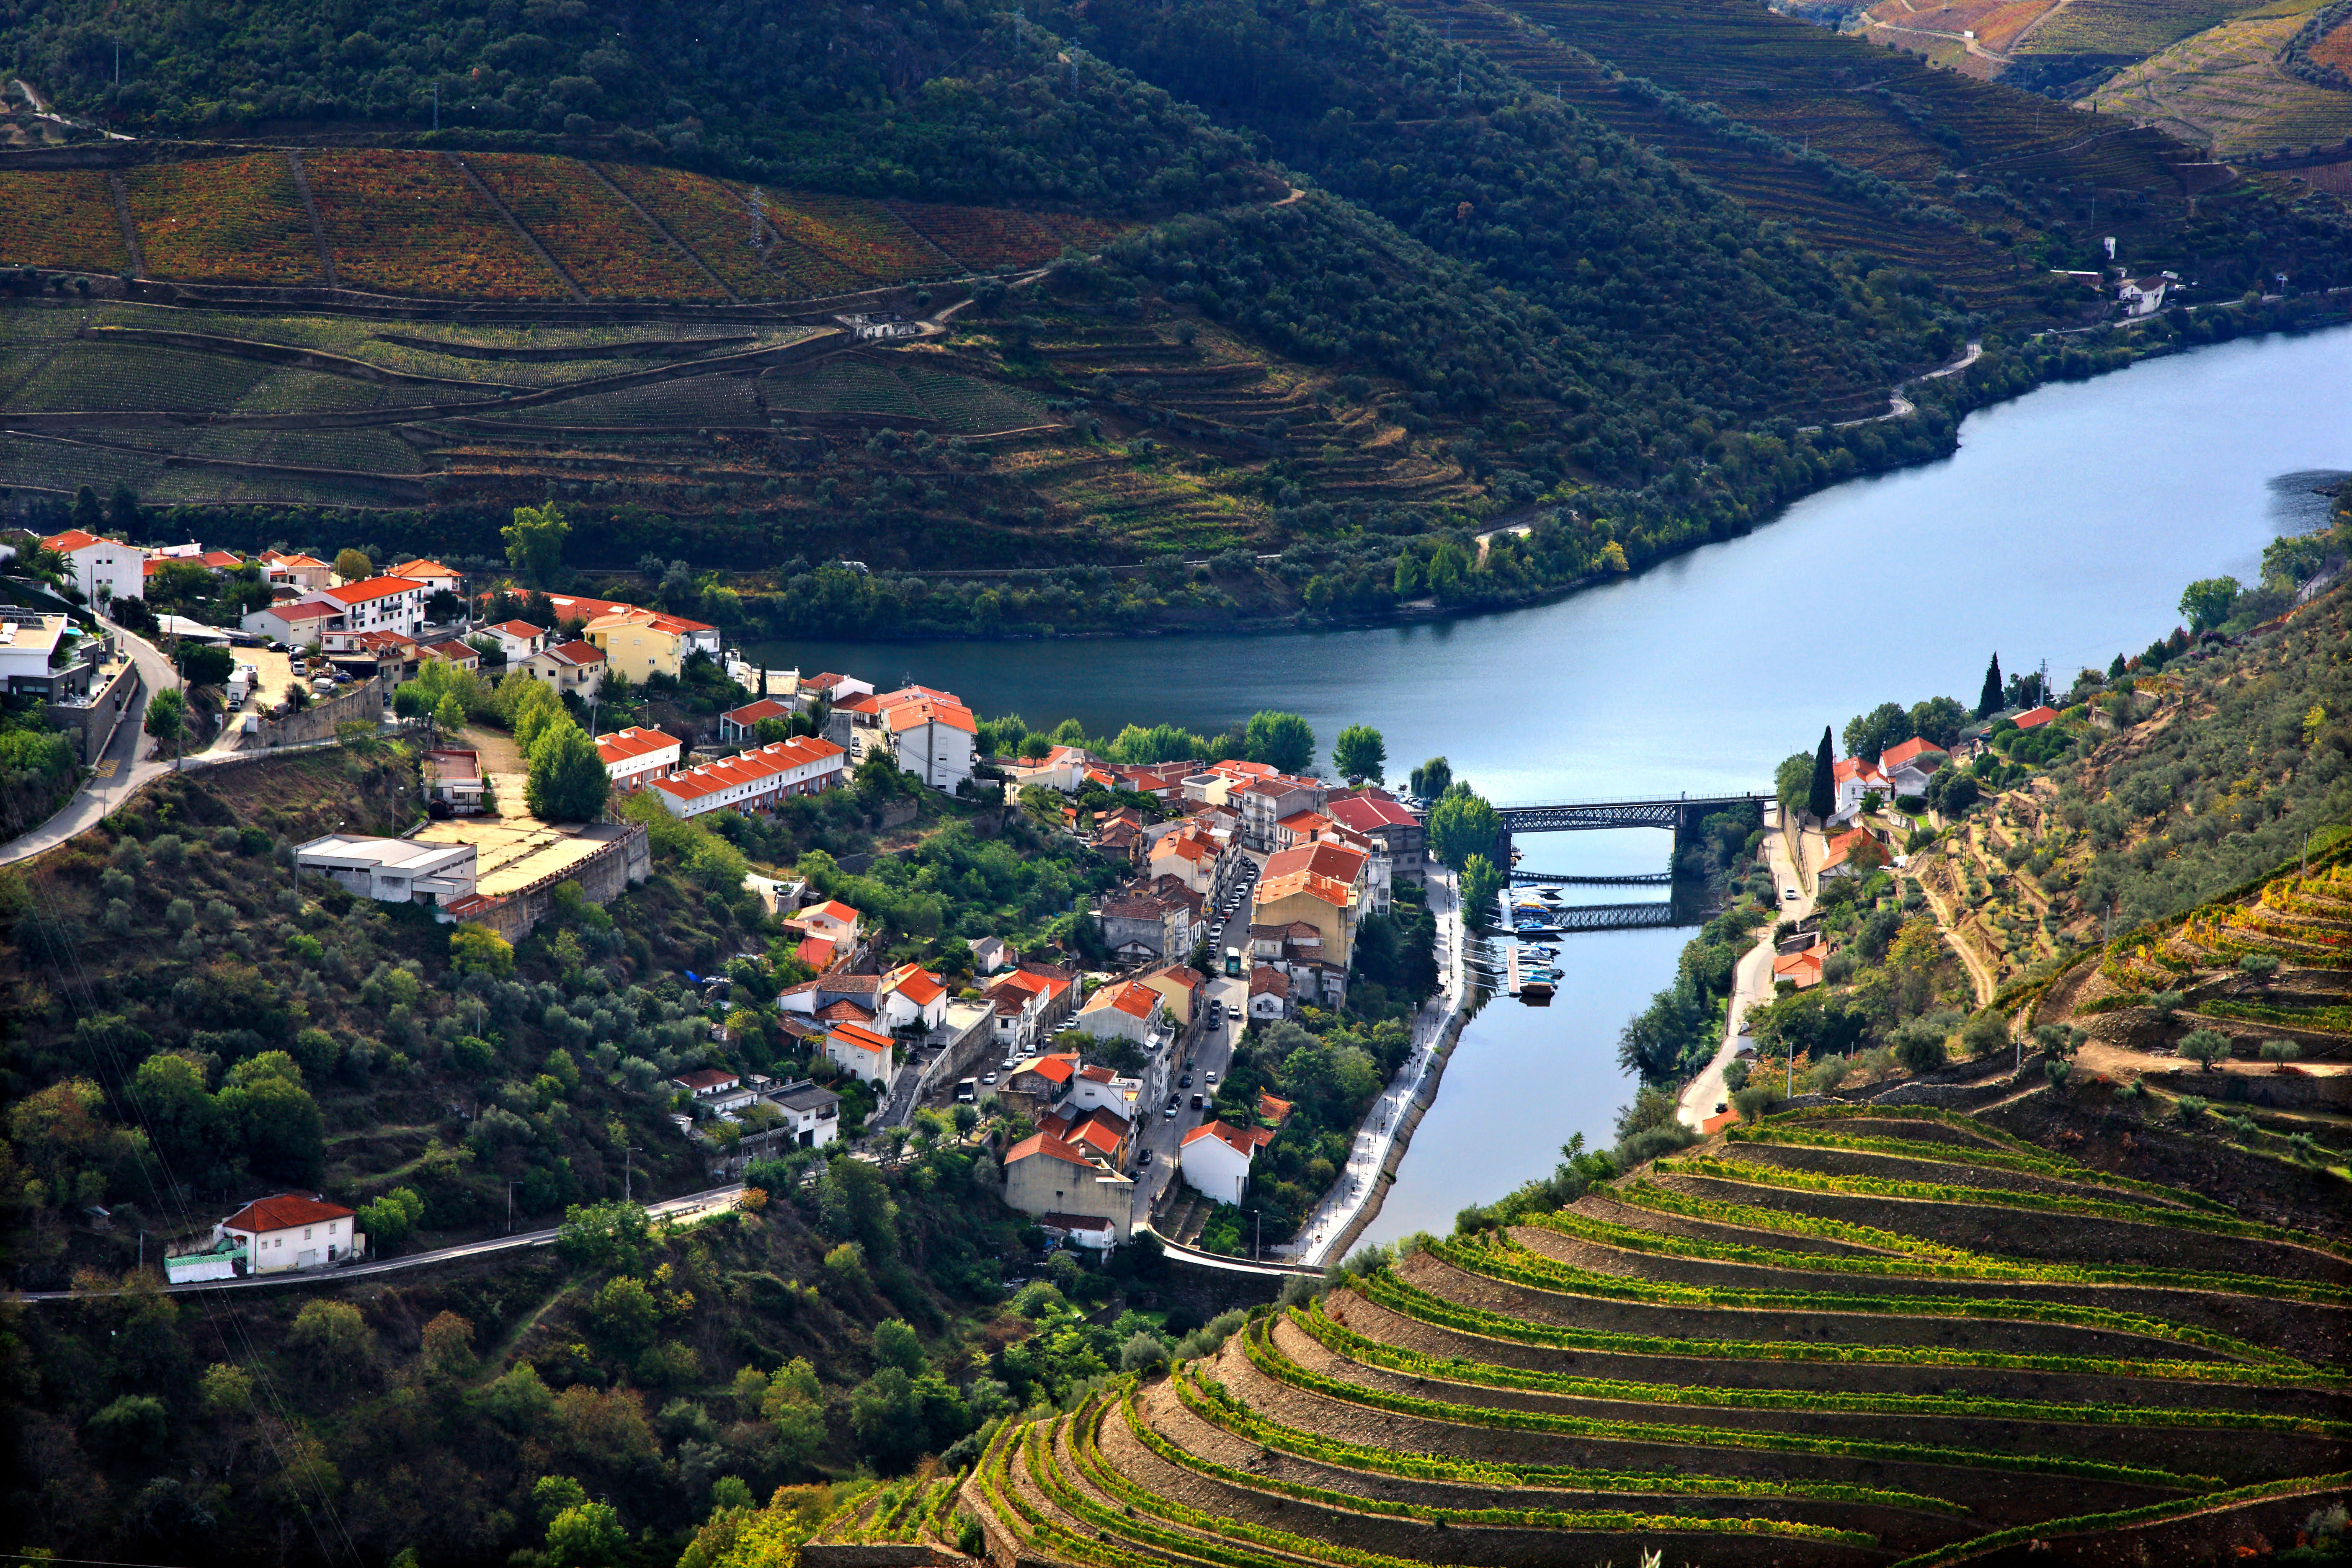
<box><xmin>1678</xmin><ymin>802</ymin><xmax>1812</xmax><ymax>1129</ymax></box>
<box><xmin>1127</xmin><ymin>851</ymin><xmax>1261</xmax><ymax>1229</ymax></box>
<box><xmin>0</xmin><ymin>616</ymin><xmax>174</xmax><ymax>870</ymax></box>
<box><xmin>14</xmin><ymin>1184</ymin><xmax>745</xmax><ymax>1300</ymax></box>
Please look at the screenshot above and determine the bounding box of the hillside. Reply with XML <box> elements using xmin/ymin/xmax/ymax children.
<box><xmin>3</xmin><ymin>0</ymin><xmax>2348</xmax><ymax>610</ymax></box>
<box><xmin>949</xmin><ymin>1099</ymin><xmax>2349</xmax><ymax>1568</ymax></box>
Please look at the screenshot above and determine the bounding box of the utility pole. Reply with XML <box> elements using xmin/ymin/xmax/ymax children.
<box><xmin>433</xmin><ymin>85</ymin><xmax>440</xmax><ymax>131</ymax></box>
<box><xmin>506</xmin><ymin>1179</ymin><xmax>514</xmax><ymax>1234</ymax></box>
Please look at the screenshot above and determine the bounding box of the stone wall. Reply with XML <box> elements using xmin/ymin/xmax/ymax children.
<box><xmin>250</xmin><ymin>674</ymin><xmax>392</xmax><ymax>749</ymax></box>
<box><xmin>458</xmin><ymin>822</ymin><xmax>652</xmax><ymax>944</ymax></box>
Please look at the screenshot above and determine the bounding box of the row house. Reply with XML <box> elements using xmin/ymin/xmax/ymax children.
<box><xmin>595</xmin><ymin>727</ymin><xmax>681</xmax><ymax>792</ymax></box>
<box><xmin>1038</xmin><ymin>1101</ymin><xmax>1135</xmax><ymax>1169</ymax></box>
<box><xmin>1235</xmin><ymin>773</ymin><xmax>1329</xmax><ymax>853</ymax></box>
<box><xmin>719</xmin><ymin>697</ymin><xmax>798</xmax><ymax>744</ymax></box>
<box><xmin>1073</xmin><ymin>979</ymin><xmax>1166</xmax><ymax>1047</ymax></box>
<box><xmin>825</xmin><ymin>1021</ymin><xmax>895</xmax><ymax>1085</ymax></box>
<box><xmin>646</xmin><ymin>735</ymin><xmax>848</xmax><ymax>820</ymax></box>
<box><xmin>1001</xmin><ymin>1130</ymin><xmax>1133</xmax><ymax>1241</ymax></box>
<box><xmin>1096</xmin><ymin>882</ymin><xmax>1203</xmax><ymax>965</ymax></box>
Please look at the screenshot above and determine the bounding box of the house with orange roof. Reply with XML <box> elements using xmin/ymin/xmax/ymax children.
<box><xmin>323</xmin><ymin>575</ymin><xmax>428</xmax><ymax>637</ymax></box>
<box><xmin>1248</xmin><ymin>966</ymin><xmax>1292</xmax><ymax>1021</ymax></box>
<box><xmin>260</xmin><ymin>550</ymin><xmax>333</xmax><ymax>593</ymax></box>
<box><xmin>799</xmin><ymin>899</ymin><xmax>861</xmax><ymax>955</ymax></box>
<box><xmin>877</xmin><ymin>963</ymin><xmax>949</xmax><ymax>1034</ymax></box>
<box><xmin>1327</xmin><ymin>790</ymin><xmax>1428</xmax><ymax>885</ymax></box>
<box><xmin>2012</xmin><ymin>705</ymin><xmax>2061</xmax><ymax>731</ymax></box>
<box><xmin>386</xmin><ymin>559</ymin><xmax>462</xmax><ymax>596</ymax></box>
<box><xmin>480</xmin><ymin>619</ymin><xmax>547</xmax><ymax>664</ymax></box>
<box><xmin>1001</xmin><ymin>1130</ymin><xmax>1134</xmax><ymax>1239</ymax></box>
<box><xmin>645</xmin><ymin>736</ymin><xmax>848</xmax><ymax>820</ymax></box>
<box><xmin>719</xmin><ymin>697</ymin><xmax>798</xmax><ymax>744</ymax></box>
<box><xmin>1148</xmin><ymin>826</ymin><xmax>1230</xmax><ymax>897</ymax></box>
<box><xmin>793</xmin><ymin>935</ymin><xmax>838</xmax><ymax>973</ymax></box>
<box><xmin>1251</xmin><ymin>843</ymin><xmax>1366</xmax><ymax>977</ymax></box>
<box><xmin>1877</xmin><ymin>737</ymin><xmax>1949</xmax><ymax>799</ymax></box>
<box><xmin>824</xmin><ymin>1020</ymin><xmax>896</xmax><ymax>1086</ymax></box>
<box><xmin>1000</xmin><ymin>744</ymin><xmax>1093</xmax><ymax>793</ymax></box>
<box><xmin>1007</xmin><ymin>1052</ymin><xmax>1081</xmax><ymax>1099</ymax></box>
<box><xmin>217</xmin><ymin>1192</ymin><xmax>360</xmax><ymax>1274</ymax></box>
<box><xmin>595</xmin><ymin>727</ymin><xmax>681</xmax><ymax>792</ymax></box>
<box><xmin>524</xmin><ymin>639</ymin><xmax>606</xmax><ymax>697</ymax></box>
<box><xmin>40</xmin><ymin>527</ymin><xmax>148</xmax><ymax>605</ymax></box>
<box><xmin>1075</xmin><ymin>979</ymin><xmax>1166</xmax><ymax>1047</ymax></box>
<box><xmin>1820</xmin><ymin>828</ymin><xmax>1891</xmax><ymax>881</ymax></box>
<box><xmin>874</xmin><ymin>685</ymin><xmax>977</xmax><ymax>791</ymax></box>
<box><xmin>984</xmin><ymin>970</ymin><xmax>1053</xmax><ymax>1055</ymax></box>
<box><xmin>419</xmin><ymin>638</ymin><xmax>481</xmax><ymax>673</ymax></box>
<box><xmin>1180</xmin><ymin>1119</ymin><xmax>1274</xmax><ymax>1207</ymax></box>
<box><xmin>1774</xmin><ymin>943</ymin><xmax>1827</xmax><ymax>990</ymax></box>
<box><xmin>242</xmin><ymin>598</ymin><xmax>341</xmax><ymax>646</ymax></box>
<box><xmin>1039</xmin><ymin>1102</ymin><xmax>1135</xmax><ymax>1168</ymax></box>
<box><xmin>1137</xmin><ymin>964</ymin><xmax>1207</xmax><ymax>1029</ymax></box>
<box><xmin>1829</xmin><ymin>755</ymin><xmax>1893</xmax><ymax>825</ymax></box>
<box><xmin>1256</xmin><ymin>1092</ymin><xmax>1293</xmax><ymax>1128</ymax></box>
<box><xmin>1235</xmin><ymin>774</ymin><xmax>1328</xmax><ymax>852</ymax></box>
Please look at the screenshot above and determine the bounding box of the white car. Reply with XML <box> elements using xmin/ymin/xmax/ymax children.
<box><xmin>1783</xmin><ymin>887</ymin><xmax>1801</xmax><ymax>904</ymax></box>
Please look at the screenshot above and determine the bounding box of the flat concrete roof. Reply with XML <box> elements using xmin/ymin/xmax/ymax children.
<box><xmin>409</xmin><ymin>817</ymin><xmax>629</xmax><ymax>897</ymax></box>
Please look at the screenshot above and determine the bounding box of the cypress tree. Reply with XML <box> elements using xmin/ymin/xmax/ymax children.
<box><xmin>1805</xmin><ymin>725</ymin><xmax>1836</xmax><ymax>823</ymax></box>
<box><xmin>1977</xmin><ymin>653</ymin><xmax>2003</xmax><ymax>717</ymax></box>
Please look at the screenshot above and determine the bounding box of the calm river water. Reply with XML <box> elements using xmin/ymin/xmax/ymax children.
<box><xmin>751</xmin><ymin>324</ymin><xmax>2352</xmax><ymax>1242</ymax></box>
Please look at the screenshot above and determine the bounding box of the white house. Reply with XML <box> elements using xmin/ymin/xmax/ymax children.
<box><xmin>1179</xmin><ymin>1120</ymin><xmax>1271</xmax><ymax>1207</ymax></box>
<box><xmin>671</xmin><ymin>1067</ymin><xmax>757</xmax><ymax>1115</ymax></box>
<box><xmin>323</xmin><ymin>576</ymin><xmax>428</xmax><ymax>638</ymax></box>
<box><xmin>719</xmin><ymin>698</ymin><xmax>798</xmax><ymax>744</ymax></box>
<box><xmin>595</xmin><ymin>727</ymin><xmax>681</xmax><ymax>792</ymax></box>
<box><xmin>825</xmin><ymin>1021</ymin><xmax>896</xmax><ymax>1085</ymax></box>
<box><xmin>646</xmin><ymin>737</ymin><xmax>848</xmax><ymax>820</ymax></box>
<box><xmin>877</xmin><ymin>964</ymin><xmax>949</xmax><ymax>1034</ymax></box>
<box><xmin>480</xmin><ymin>620</ymin><xmax>547</xmax><ymax>664</ymax></box>
<box><xmin>40</xmin><ymin>529</ymin><xmax>148</xmax><ymax>606</ymax></box>
<box><xmin>1877</xmin><ymin>737</ymin><xmax>1947</xmax><ymax>801</ymax></box>
<box><xmin>1074</xmin><ymin>980</ymin><xmax>1164</xmax><ymax>1047</ymax></box>
<box><xmin>524</xmin><ymin>640</ymin><xmax>605</xmax><ymax>698</ymax></box>
<box><xmin>260</xmin><ymin>551</ymin><xmax>333</xmax><ymax>593</ymax></box>
<box><xmin>763</xmin><ymin>1079</ymin><xmax>841</xmax><ymax>1149</ymax></box>
<box><xmin>387</xmin><ymin>558</ymin><xmax>462</xmax><ymax>596</ymax></box>
<box><xmin>1064</xmin><ymin>1064</ymin><xmax>1140</xmax><ymax>1122</ymax></box>
<box><xmin>218</xmin><ymin>1192</ymin><xmax>361</xmax><ymax>1274</ymax></box>
<box><xmin>2118</xmin><ymin>275</ymin><xmax>2167</xmax><ymax>317</ymax></box>
<box><xmin>242</xmin><ymin>598</ymin><xmax>341</xmax><ymax>647</ymax></box>
<box><xmin>296</xmin><ymin>834</ymin><xmax>476</xmax><ymax>907</ymax></box>
<box><xmin>1829</xmin><ymin>757</ymin><xmax>1892</xmax><ymax>824</ymax></box>
<box><xmin>1248</xmin><ymin>966</ymin><xmax>1291</xmax><ymax>1021</ymax></box>
<box><xmin>798</xmin><ymin>899</ymin><xmax>861</xmax><ymax>957</ymax></box>
<box><xmin>878</xmin><ymin>686</ymin><xmax>976</xmax><ymax>791</ymax></box>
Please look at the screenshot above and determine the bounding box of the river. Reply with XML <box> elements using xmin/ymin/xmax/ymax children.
<box><xmin>749</xmin><ymin>324</ymin><xmax>2352</xmax><ymax>1244</ymax></box>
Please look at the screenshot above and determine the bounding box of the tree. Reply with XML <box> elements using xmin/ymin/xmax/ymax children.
<box><xmin>2177</xmin><ymin>1028</ymin><xmax>2231</xmax><ymax>1071</ymax></box>
<box><xmin>504</xmin><ymin>501</ymin><xmax>571</xmax><ymax>588</ymax></box>
<box><xmin>71</xmin><ymin>485</ymin><xmax>103</xmax><ymax>536</ymax></box>
<box><xmin>544</xmin><ymin>1501</ymin><xmax>625</xmax><ymax>1568</ymax></box>
<box><xmin>1841</xmin><ymin>702</ymin><xmax>1911</xmax><ymax>763</ymax></box>
<box><xmin>527</xmin><ymin>723</ymin><xmax>611</xmax><ymax>822</ymax></box>
<box><xmin>358</xmin><ymin>1186</ymin><xmax>424</xmax><ymax>1251</ymax></box>
<box><xmin>1891</xmin><ymin>1018</ymin><xmax>1948</xmax><ymax>1075</ymax></box>
<box><xmin>1408</xmin><ymin>756</ymin><xmax>1452</xmax><ymax>800</ymax></box>
<box><xmin>451</xmin><ymin>923</ymin><xmax>516</xmax><ymax>979</ymax></box>
<box><xmin>1976</xmin><ymin>653</ymin><xmax>2003</xmax><ymax>718</ymax></box>
<box><xmin>1243</xmin><ymin>710</ymin><xmax>1315</xmax><ymax>774</ymax></box>
<box><xmin>333</xmin><ymin>549</ymin><xmax>374</xmax><ymax>584</ymax></box>
<box><xmin>433</xmin><ymin>694</ymin><xmax>467</xmax><ymax>735</ymax></box>
<box><xmin>1331</xmin><ymin>724</ymin><xmax>1385</xmax><ymax>783</ymax></box>
<box><xmin>1426</xmin><ymin>789</ymin><xmax>1500</xmax><ymax>870</ymax></box>
<box><xmin>872</xmin><ymin>1318</ymin><xmax>926</xmax><ymax>1376</ymax></box>
<box><xmin>1458</xmin><ymin>852</ymin><xmax>1507</xmax><ymax>926</ymax></box>
<box><xmin>145</xmin><ymin>687</ymin><xmax>185</xmax><ymax>746</ymax></box>
<box><xmin>1772</xmin><ymin>751</ymin><xmax>1813</xmax><ymax>817</ymax></box>
<box><xmin>1906</xmin><ymin>696</ymin><xmax>1970</xmax><ymax>750</ymax></box>
<box><xmin>108</xmin><ymin>483</ymin><xmax>141</xmax><ymax>538</ymax></box>
<box><xmin>557</xmin><ymin>1199</ymin><xmax>652</xmax><ymax>1272</ymax></box>
<box><xmin>2178</xmin><ymin>576</ymin><xmax>2241</xmax><ymax>635</ymax></box>
<box><xmin>1805</xmin><ymin>726</ymin><xmax>1835</xmax><ymax>823</ymax></box>
<box><xmin>180</xmin><ymin>643</ymin><xmax>234</xmax><ymax>686</ymax></box>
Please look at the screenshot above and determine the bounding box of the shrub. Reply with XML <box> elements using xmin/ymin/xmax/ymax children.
<box><xmin>2259</xmin><ymin>1039</ymin><xmax>2301</xmax><ymax>1068</ymax></box>
<box><xmin>2177</xmin><ymin>1029</ymin><xmax>2232</xmax><ymax>1070</ymax></box>
<box><xmin>1891</xmin><ymin>1019</ymin><xmax>1947</xmax><ymax>1075</ymax></box>
<box><xmin>1957</xmin><ymin>1011</ymin><xmax>2008</xmax><ymax>1058</ymax></box>
<box><xmin>86</xmin><ymin>1394</ymin><xmax>170</xmax><ymax>1458</ymax></box>
<box><xmin>2149</xmin><ymin>990</ymin><xmax>2185</xmax><ymax>1022</ymax></box>
<box><xmin>2237</xmin><ymin>951</ymin><xmax>2280</xmax><ymax>981</ymax></box>
<box><xmin>1730</xmin><ymin>1085</ymin><xmax>1775</xmax><ymax>1124</ymax></box>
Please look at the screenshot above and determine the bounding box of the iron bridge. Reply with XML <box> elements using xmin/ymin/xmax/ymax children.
<box><xmin>1493</xmin><ymin>792</ymin><xmax>1771</xmax><ymax>837</ymax></box>
<box><xmin>1509</xmin><ymin>901</ymin><xmax>1680</xmax><ymax>934</ymax></box>
<box><xmin>1511</xmin><ymin>870</ymin><xmax>1672</xmax><ymax>887</ymax></box>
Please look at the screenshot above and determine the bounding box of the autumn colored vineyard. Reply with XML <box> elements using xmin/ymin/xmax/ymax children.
<box><xmin>0</xmin><ymin>147</ymin><xmax>1112</xmax><ymax>302</ymax></box>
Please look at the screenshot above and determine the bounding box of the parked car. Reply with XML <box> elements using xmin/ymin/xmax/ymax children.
<box><xmin>1205</xmin><ymin>1070</ymin><xmax>1219</xmax><ymax>1086</ymax></box>
<box><xmin>1189</xmin><ymin>1093</ymin><xmax>1204</xmax><ymax>1110</ymax></box>
<box><xmin>1179</xmin><ymin>1073</ymin><xmax>1193</xmax><ymax>1088</ymax></box>
<box><xmin>1165</xmin><ymin>1104</ymin><xmax>1177</xmax><ymax>1119</ymax></box>
<box><xmin>1783</xmin><ymin>887</ymin><xmax>1801</xmax><ymax>903</ymax></box>
<box><xmin>1137</xmin><ymin>1149</ymin><xmax>1153</xmax><ymax>1167</ymax></box>
<box><xmin>981</xmin><ymin>1070</ymin><xmax>998</xmax><ymax>1085</ymax></box>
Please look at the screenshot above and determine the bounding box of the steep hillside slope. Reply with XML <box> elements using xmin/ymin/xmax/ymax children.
<box><xmin>957</xmin><ymin>1101</ymin><xmax>2349</xmax><ymax>1567</ymax></box>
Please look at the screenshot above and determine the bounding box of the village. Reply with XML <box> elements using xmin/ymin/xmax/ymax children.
<box><xmin>4</xmin><ymin>517</ymin><xmax>1456</xmax><ymax>1286</ymax></box>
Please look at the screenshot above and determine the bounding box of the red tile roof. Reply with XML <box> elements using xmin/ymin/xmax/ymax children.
<box><xmin>488</xmin><ymin>619</ymin><xmax>545</xmax><ymax>638</ymax></box>
<box><xmin>807</xmin><ymin>900</ymin><xmax>859</xmax><ymax>925</ymax></box>
<box><xmin>828</xmin><ymin>1021</ymin><xmax>893</xmax><ymax>1057</ymax></box>
<box><xmin>884</xmin><ymin>965</ymin><xmax>946</xmax><ymax>1007</ymax></box>
<box><xmin>1327</xmin><ymin>794</ymin><xmax>1419</xmax><ymax>832</ymax></box>
<box><xmin>539</xmin><ymin>640</ymin><xmax>603</xmax><ymax>668</ymax></box>
<box><xmin>795</xmin><ymin>936</ymin><xmax>835</xmax><ymax>971</ymax></box>
<box><xmin>222</xmin><ymin>1194</ymin><xmax>356</xmax><ymax>1235</ymax></box>
<box><xmin>1254</xmin><ymin>869</ymin><xmax>1353</xmax><ymax>910</ymax></box>
<box><xmin>1249</xmin><ymin>967</ymin><xmax>1289</xmax><ymax>998</ymax></box>
<box><xmin>388</xmin><ymin>559</ymin><xmax>456</xmax><ymax>579</ymax></box>
<box><xmin>648</xmin><ymin>737</ymin><xmax>848</xmax><ymax>805</ymax></box>
<box><xmin>1182</xmin><ymin>1120</ymin><xmax>1273</xmax><ymax>1156</ymax></box>
<box><xmin>595</xmin><ymin>727</ymin><xmax>678</xmax><ymax>767</ymax></box>
<box><xmin>1021</xmin><ymin>1053</ymin><xmax>1079</xmax><ymax>1084</ymax></box>
<box><xmin>2013</xmin><ymin>706</ymin><xmax>2061</xmax><ymax>730</ymax></box>
<box><xmin>325</xmin><ymin>575</ymin><xmax>424</xmax><ymax>606</ymax></box>
<box><xmin>1261</xmin><ymin>841</ymin><xmax>1369</xmax><ymax>887</ymax></box>
<box><xmin>673</xmin><ymin>1068</ymin><xmax>739</xmax><ymax>1092</ymax></box>
<box><xmin>1004</xmin><ymin>1132</ymin><xmax>1098</xmax><ymax>1170</ymax></box>
<box><xmin>1878</xmin><ymin>737</ymin><xmax>1947</xmax><ymax>772</ymax></box>
<box><xmin>39</xmin><ymin>529</ymin><xmax>106</xmax><ymax>553</ymax></box>
<box><xmin>880</xmin><ymin>688</ymin><xmax>977</xmax><ymax>736</ymax></box>
<box><xmin>724</xmin><ymin>698</ymin><xmax>797</xmax><ymax>727</ymax></box>
<box><xmin>1257</xmin><ymin>1092</ymin><xmax>1293</xmax><ymax>1124</ymax></box>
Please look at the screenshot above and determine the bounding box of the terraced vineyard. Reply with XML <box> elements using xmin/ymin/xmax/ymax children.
<box><xmin>955</xmin><ymin>1103</ymin><xmax>2351</xmax><ymax>1567</ymax></box>
<box><xmin>2082</xmin><ymin>9</ymin><xmax>2352</xmax><ymax>157</ymax></box>
<box><xmin>0</xmin><ymin>149</ymin><xmax>1113</xmax><ymax>304</ymax></box>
